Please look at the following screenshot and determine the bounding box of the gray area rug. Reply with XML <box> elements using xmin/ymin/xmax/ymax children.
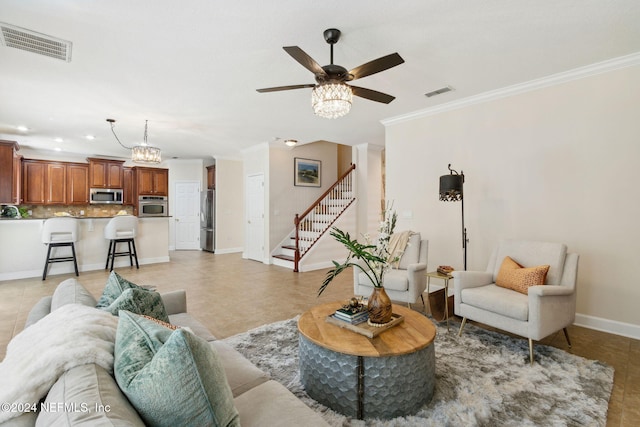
<box><xmin>222</xmin><ymin>316</ymin><xmax>614</xmax><ymax>426</ymax></box>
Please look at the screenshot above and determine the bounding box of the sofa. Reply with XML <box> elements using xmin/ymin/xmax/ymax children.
<box><xmin>1</xmin><ymin>277</ymin><xmax>329</xmax><ymax>427</ymax></box>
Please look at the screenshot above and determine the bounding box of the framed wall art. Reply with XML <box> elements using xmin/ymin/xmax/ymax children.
<box><xmin>294</xmin><ymin>157</ymin><xmax>321</xmax><ymax>187</ymax></box>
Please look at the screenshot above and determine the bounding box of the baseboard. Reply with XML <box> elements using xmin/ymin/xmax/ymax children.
<box><xmin>0</xmin><ymin>256</ymin><xmax>171</xmax><ymax>282</ymax></box>
<box><xmin>299</xmin><ymin>260</ymin><xmax>335</xmax><ymax>272</ymax></box>
<box><xmin>214</xmin><ymin>247</ymin><xmax>243</xmax><ymax>254</ymax></box>
<box><xmin>574</xmin><ymin>313</ymin><xmax>640</xmax><ymax>340</ymax></box>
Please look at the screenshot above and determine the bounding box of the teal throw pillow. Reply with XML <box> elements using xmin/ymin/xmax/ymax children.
<box><xmin>96</xmin><ymin>271</ymin><xmax>145</xmax><ymax>308</ymax></box>
<box><xmin>114</xmin><ymin>311</ymin><xmax>240</xmax><ymax>427</ymax></box>
<box><xmin>101</xmin><ymin>288</ymin><xmax>170</xmax><ymax>323</ymax></box>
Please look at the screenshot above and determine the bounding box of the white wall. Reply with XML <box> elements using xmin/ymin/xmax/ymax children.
<box><xmin>268</xmin><ymin>141</ymin><xmax>338</xmax><ymax>250</ymax></box>
<box><xmin>215</xmin><ymin>158</ymin><xmax>244</xmax><ymax>253</ymax></box>
<box><xmin>384</xmin><ymin>64</ymin><xmax>640</xmax><ymax>337</ymax></box>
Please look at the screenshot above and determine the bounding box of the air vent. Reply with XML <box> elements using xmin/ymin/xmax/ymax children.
<box><xmin>0</xmin><ymin>22</ymin><xmax>72</xmax><ymax>62</ymax></box>
<box><xmin>425</xmin><ymin>86</ymin><xmax>454</xmax><ymax>98</ymax></box>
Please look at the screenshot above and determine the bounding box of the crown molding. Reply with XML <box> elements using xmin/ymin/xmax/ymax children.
<box><xmin>382</xmin><ymin>51</ymin><xmax>640</xmax><ymax>127</ymax></box>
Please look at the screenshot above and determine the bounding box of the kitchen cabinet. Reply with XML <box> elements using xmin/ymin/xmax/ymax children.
<box><xmin>46</xmin><ymin>163</ymin><xmax>67</xmax><ymax>204</ymax></box>
<box><xmin>135</xmin><ymin>167</ymin><xmax>168</xmax><ymax>196</ymax></box>
<box><xmin>22</xmin><ymin>160</ymin><xmax>88</xmax><ymax>205</ymax></box>
<box><xmin>22</xmin><ymin>160</ymin><xmax>47</xmax><ymax>204</ymax></box>
<box><xmin>88</xmin><ymin>158</ymin><xmax>124</xmax><ymax>189</ymax></box>
<box><xmin>66</xmin><ymin>163</ymin><xmax>89</xmax><ymax>204</ymax></box>
<box><xmin>206</xmin><ymin>165</ymin><xmax>215</xmax><ymax>189</ymax></box>
<box><xmin>123</xmin><ymin>167</ymin><xmax>135</xmax><ymax>205</ymax></box>
<box><xmin>0</xmin><ymin>140</ymin><xmax>20</xmax><ymax>204</ymax></box>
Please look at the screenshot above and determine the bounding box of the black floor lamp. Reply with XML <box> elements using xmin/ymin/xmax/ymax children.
<box><xmin>439</xmin><ymin>164</ymin><xmax>468</xmax><ymax>270</ymax></box>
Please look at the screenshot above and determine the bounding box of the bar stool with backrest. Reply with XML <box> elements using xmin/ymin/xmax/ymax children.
<box><xmin>41</xmin><ymin>217</ymin><xmax>79</xmax><ymax>280</ymax></box>
<box><xmin>104</xmin><ymin>215</ymin><xmax>139</xmax><ymax>271</ymax></box>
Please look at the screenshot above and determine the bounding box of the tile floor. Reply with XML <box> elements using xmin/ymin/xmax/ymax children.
<box><xmin>1</xmin><ymin>251</ymin><xmax>638</xmax><ymax>426</ymax></box>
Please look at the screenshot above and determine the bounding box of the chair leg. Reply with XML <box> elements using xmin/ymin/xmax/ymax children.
<box><xmin>42</xmin><ymin>244</ymin><xmax>53</xmax><ymax>280</ymax></box>
<box><xmin>105</xmin><ymin>240</ymin><xmax>113</xmax><ymax>270</ymax></box>
<box><xmin>420</xmin><ymin>294</ymin><xmax>425</xmax><ymax>306</ymax></box>
<box><xmin>407</xmin><ymin>302</ymin><xmax>412</xmax><ymax>310</ymax></box>
<box><xmin>529</xmin><ymin>339</ymin><xmax>534</xmax><ymax>365</ymax></box>
<box><xmin>127</xmin><ymin>240</ymin><xmax>134</xmax><ymax>266</ymax></box>
<box><xmin>458</xmin><ymin>317</ymin><xmax>467</xmax><ymax>337</ymax></box>
<box><xmin>563</xmin><ymin>328</ymin><xmax>572</xmax><ymax>348</ymax></box>
<box><xmin>110</xmin><ymin>240</ymin><xmax>117</xmax><ymax>271</ymax></box>
<box><xmin>131</xmin><ymin>239</ymin><xmax>139</xmax><ymax>269</ymax></box>
<box><xmin>71</xmin><ymin>242</ymin><xmax>79</xmax><ymax>276</ymax></box>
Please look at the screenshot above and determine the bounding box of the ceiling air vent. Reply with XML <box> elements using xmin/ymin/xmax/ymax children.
<box><xmin>425</xmin><ymin>86</ymin><xmax>454</xmax><ymax>98</ymax></box>
<box><xmin>0</xmin><ymin>22</ymin><xmax>72</xmax><ymax>62</ymax></box>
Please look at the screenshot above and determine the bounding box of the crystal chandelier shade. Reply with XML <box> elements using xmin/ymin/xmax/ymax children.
<box><xmin>107</xmin><ymin>119</ymin><xmax>161</xmax><ymax>164</ymax></box>
<box><xmin>311</xmin><ymin>82</ymin><xmax>352</xmax><ymax>119</ymax></box>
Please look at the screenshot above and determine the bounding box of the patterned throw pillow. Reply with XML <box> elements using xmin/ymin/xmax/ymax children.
<box><xmin>100</xmin><ymin>288</ymin><xmax>170</xmax><ymax>323</ymax></box>
<box><xmin>114</xmin><ymin>311</ymin><xmax>240</xmax><ymax>427</ymax></box>
<box><xmin>495</xmin><ymin>256</ymin><xmax>550</xmax><ymax>295</ymax></box>
<box><xmin>96</xmin><ymin>271</ymin><xmax>146</xmax><ymax>308</ymax></box>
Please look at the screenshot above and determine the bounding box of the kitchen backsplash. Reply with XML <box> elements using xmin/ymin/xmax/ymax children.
<box><xmin>19</xmin><ymin>204</ymin><xmax>134</xmax><ymax>218</ymax></box>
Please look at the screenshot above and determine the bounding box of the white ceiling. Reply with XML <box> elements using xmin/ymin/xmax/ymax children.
<box><xmin>1</xmin><ymin>0</ymin><xmax>639</xmax><ymax>161</ymax></box>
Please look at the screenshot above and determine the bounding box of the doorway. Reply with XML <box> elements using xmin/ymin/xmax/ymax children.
<box><xmin>174</xmin><ymin>180</ymin><xmax>201</xmax><ymax>250</ymax></box>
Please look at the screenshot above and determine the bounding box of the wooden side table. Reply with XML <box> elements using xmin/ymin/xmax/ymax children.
<box><xmin>426</xmin><ymin>271</ymin><xmax>453</xmax><ymax>330</ymax></box>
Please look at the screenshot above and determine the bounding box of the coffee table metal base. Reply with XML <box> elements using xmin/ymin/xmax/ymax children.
<box><xmin>299</xmin><ymin>334</ymin><xmax>435</xmax><ymax>420</ymax></box>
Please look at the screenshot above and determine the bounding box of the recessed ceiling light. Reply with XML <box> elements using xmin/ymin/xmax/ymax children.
<box><xmin>54</xmin><ymin>147</ymin><xmax>62</xmax><ymax>152</ymax></box>
<box><xmin>85</xmin><ymin>135</ymin><xmax>95</xmax><ymax>140</ymax></box>
<box><xmin>54</xmin><ymin>137</ymin><xmax>63</xmax><ymax>143</ymax></box>
<box><xmin>17</xmin><ymin>125</ymin><xmax>29</xmax><ymax>132</ymax></box>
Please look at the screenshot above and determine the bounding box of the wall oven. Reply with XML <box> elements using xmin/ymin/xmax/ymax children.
<box><xmin>90</xmin><ymin>188</ymin><xmax>123</xmax><ymax>204</ymax></box>
<box><xmin>138</xmin><ymin>196</ymin><xmax>168</xmax><ymax>217</ymax></box>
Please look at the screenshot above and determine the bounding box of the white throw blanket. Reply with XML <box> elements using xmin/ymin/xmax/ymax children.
<box><xmin>0</xmin><ymin>304</ymin><xmax>118</xmax><ymax>423</ymax></box>
<box><xmin>387</xmin><ymin>230</ymin><xmax>415</xmax><ymax>268</ymax></box>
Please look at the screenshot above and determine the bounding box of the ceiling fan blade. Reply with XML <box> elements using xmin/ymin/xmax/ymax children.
<box><xmin>283</xmin><ymin>46</ymin><xmax>327</xmax><ymax>77</ymax></box>
<box><xmin>349</xmin><ymin>53</ymin><xmax>404</xmax><ymax>80</ymax></box>
<box><xmin>351</xmin><ymin>86</ymin><xmax>396</xmax><ymax>104</ymax></box>
<box><xmin>256</xmin><ymin>84</ymin><xmax>316</xmax><ymax>93</ymax></box>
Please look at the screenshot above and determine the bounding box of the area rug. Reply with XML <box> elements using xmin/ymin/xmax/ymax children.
<box><xmin>222</xmin><ymin>317</ymin><xmax>614</xmax><ymax>427</ymax></box>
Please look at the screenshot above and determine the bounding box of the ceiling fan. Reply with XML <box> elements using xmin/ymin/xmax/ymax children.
<box><xmin>256</xmin><ymin>28</ymin><xmax>404</xmax><ymax>118</ymax></box>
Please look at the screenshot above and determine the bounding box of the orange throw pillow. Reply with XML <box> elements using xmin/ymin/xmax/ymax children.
<box><xmin>495</xmin><ymin>256</ymin><xmax>550</xmax><ymax>294</ymax></box>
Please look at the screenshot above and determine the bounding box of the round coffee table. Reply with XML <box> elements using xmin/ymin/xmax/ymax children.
<box><xmin>298</xmin><ymin>302</ymin><xmax>436</xmax><ymax>420</ymax></box>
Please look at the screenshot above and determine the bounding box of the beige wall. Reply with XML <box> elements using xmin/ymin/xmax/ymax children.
<box><xmin>215</xmin><ymin>158</ymin><xmax>244</xmax><ymax>252</ymax></box>
<box><xmin>384</xmin><ymin>65</ymin><xmax>640</xmax><ymax>337</ymax></box>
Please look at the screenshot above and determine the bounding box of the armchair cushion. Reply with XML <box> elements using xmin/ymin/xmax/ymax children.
<box><xmin>461</xmin><ymin>284</ymin><xmax>529</xmax><ymax>321</ymax></box>
<box><xmin>495</xmin><ymin>256</ymin><xmax>550</xmax><ymax>295</ymax></box>
<box><xmin>398</xmin><ymin>233</ymin><xmax>421</xmax><ymax>270</ymax></box>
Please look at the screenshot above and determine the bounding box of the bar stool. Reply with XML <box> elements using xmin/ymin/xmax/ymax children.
<box><xmin>104</xmin><ymin>215</ymin><xmax>139</xmax><ymax>271</ymax></box>
<box><xmin>42</xmin><ymin>217</ymin><xmax>79</xmax><ymax>281</ymax></box>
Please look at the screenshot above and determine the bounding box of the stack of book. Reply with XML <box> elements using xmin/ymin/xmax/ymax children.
<box><xmin>333</xmin><ymin>307</ymin><xmax>369</xmax><ymax>325</ymax></box>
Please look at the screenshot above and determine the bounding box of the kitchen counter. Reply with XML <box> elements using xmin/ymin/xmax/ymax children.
<box><xmin>0</xmin><ymin>217</ymin><xmax>170</xmax><ymax>281</ymax></box>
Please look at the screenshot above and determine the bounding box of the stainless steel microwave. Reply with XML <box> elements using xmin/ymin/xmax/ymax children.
<box><xmin>138</xmin><ymin>195</ymin><xmax>168</xmax><ymax>217</ymax></box>
<box><xmin>90</xmin><ymin>188</ymin><xmax>123</xmax><ymax>204</ymax></box>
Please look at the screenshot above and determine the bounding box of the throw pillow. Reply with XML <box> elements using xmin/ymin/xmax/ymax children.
<box><xmin>96</xmin><ymin>271</ymin><xmax>145</xmax><ymax>308</ymax></box>
<box><xmin>114</xmin><ymin>311</ymin><xmax>240</xmax><ymax>427</ymax></box>
<box><xmin>495</xmin><ymin>256</ymin><xmax>550</xmax><ymax>294</ymax></box>
<box><xmin>100</xmin><ymin>287</ymin><xmax>170</xmax><ymax>323</ymax></box>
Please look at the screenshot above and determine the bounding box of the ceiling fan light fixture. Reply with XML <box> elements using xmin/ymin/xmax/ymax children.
<box><xmin>311</xmin><ymin>82</ymin><xmax>352</xmax><ymax>119</ymax></box>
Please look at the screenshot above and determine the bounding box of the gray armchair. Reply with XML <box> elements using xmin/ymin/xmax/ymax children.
<box><xmin>354</xmin><ymin>233</ymin><xmax>428</xmax><ymax>308</ymax></box>
<box><xmin>453</xmin><ymin>239</ymin><xmax>579</xmax><ymax>364</ymax></box>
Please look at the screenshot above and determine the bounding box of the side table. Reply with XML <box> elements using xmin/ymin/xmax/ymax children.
<box><xmin>426</xmin><ymin>271</ymin><xmax>453</xmax><ymax>330</ymax></box>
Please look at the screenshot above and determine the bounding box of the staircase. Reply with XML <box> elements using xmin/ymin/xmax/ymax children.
<box><xmin>272</xmin><ymin>164</ymin><xmax>356</xmax><ymax>272</ymax></box>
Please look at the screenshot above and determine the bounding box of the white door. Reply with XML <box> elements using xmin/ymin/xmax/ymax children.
<box><xmin>245</xmin><ymin>174</ymin><xmax>264</xmax><ymax>262</ymax></box>
<box><xmin>174</xmin><ymin>181</ymin><xmax>201</xmax><ymax>250</ymax></box>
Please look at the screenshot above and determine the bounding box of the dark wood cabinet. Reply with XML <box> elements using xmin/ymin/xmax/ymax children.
<box><xmin>0</xmin><ymin>140</ymin><xmax>20</xmax><ymax>204</ymax></box>
<box><xmin>88</xmin><ymin>158</ymin><xmax>124</xmax><ymax>188</ymax></box>
<box><xmin>22</xmin><ymin>160</ymin><xmax>89</xmax><ymax>205</ymax></box>
<box><xmin>135</xmin><ymin>167</ymin><xmax>168</xmax><ymax>196</ymax></box>
<box><xmin>22</xmin><ymin>160</ymin><xmax>46</xmax><ymax>204</ymax></box>
<box><xmin>206</xmin><ymin>165</ymin><xmax>215</xmax><ymax>189</ymax></box>
<box><xmin>46</xmin><ymin>163</ymin><xmax>67</xmax><ymax>204</ymax></box>
<box><xmin>66</xmin><ymin>163</ymin><xmax>89</xmax><ymax>204</ymax></box>
<box><xmin>123</xmin><ymin>167</ymin><xmax>135</xmax><ymax>205</ymax></box>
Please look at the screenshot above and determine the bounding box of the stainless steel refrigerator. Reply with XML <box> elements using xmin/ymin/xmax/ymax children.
<box><xmin>200</xmin><ymin>189</ymin><xmax>215</xmax><ymax>252</ymax></box>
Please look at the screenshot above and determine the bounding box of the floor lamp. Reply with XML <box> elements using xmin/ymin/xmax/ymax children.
<box><xmin>439</xmin><ymin>164</ymin><xmax>468</xmax><ymax>270</ymax></box>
